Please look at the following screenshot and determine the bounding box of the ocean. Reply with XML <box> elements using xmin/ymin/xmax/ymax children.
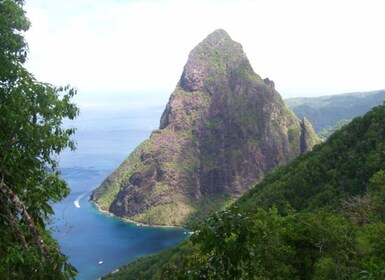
<box><xmin>52</xmin><ymin>92</ymin><xmax>187</xmax><ymax>280</ymax></box>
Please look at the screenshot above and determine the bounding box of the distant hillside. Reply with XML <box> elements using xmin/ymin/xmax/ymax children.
<box><xmin>285</xmin><ymin>89</ymin><xmax>385</xmax><ymax>133</ymax></box>
<box><xmin>317</xmin><ymin>119</ymin><xmax>351</xmax><ymax>140</ymax></box>
<box><xmin>104</xmin><ymin>104</ymin><xmax>385</xmax><ymax>279</ymax></box>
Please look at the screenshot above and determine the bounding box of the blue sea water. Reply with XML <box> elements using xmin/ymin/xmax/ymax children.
<box><xmin>52</xmin><ymin>92</ymin><xmax>187</xmax><ymax>280</ymax></box>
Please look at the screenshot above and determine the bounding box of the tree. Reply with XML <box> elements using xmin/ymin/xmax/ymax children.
<box><xmin>164</xmin><ymin>206</ymin><xmax>296</xmax><ymax>280</ymax></box>
<box><xmin>0</xmin><ymin>0</ymin><xmax>78</xmax><ymax>278</ymax></box>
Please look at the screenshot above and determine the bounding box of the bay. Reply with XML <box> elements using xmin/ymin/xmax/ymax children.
<box><xmin>52</xmin><ymin>92</ymin><xmax>187</xmax><ymax>280</ymax></box>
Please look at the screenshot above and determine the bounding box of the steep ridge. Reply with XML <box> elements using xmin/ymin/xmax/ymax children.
<box><xmin>91</xmin><ymin>29</ymin><xmax>319</xmax><ymax>226</ymax></box>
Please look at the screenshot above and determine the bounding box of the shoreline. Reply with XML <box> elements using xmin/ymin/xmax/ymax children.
<box><xmin>89</xmin><ymin>198</ymin><xmax>188</xmax><ymax>230</ymax></box>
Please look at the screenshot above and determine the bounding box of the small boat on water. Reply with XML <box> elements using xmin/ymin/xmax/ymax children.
<box><xmin>98</xmin><ymin>260</ymin><xmax>103</xmax><ymax>265</ymax></box>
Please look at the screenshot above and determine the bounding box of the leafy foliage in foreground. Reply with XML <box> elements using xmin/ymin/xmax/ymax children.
<box><xmin>0</xmin><ymin>0</ymin><xmax>78</xmax><ymax>279</ymax></box>
<box><xmin>105</xmin><ymin>104</ymin><xmax>385</xmax><ymax>279</ymax></box>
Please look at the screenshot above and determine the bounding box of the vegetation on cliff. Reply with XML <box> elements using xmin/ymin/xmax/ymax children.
<box><xmin>91</xmin><ymin>29</ymin><xmax>319</xmax><ymax>227</ymax></box>
<box><xmin>104</xmin><ymin>104</ymin><xmax>385</xmax><ymax>280</ymax></box>
<box><xmin>0</xmin><ymin>1</ymin><xmax>78</xmax><ymax>278</ymax></box>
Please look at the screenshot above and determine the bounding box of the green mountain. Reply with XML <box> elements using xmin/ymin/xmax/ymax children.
<box><xmin>91</xmin><ymin>30</ymin><xmax>319</xmax><ymax>227</ymax></box>
<box><xmin>285</xmin><ymin>90</ymin><xmax>385</xmax><ymax>133</ymax></box>
<box><xmin>104</xmin><ymin>104</ymin><xmax>385</xmax><ymax>279</ymax></box>
<box><xmin>317</xmin><ymin>119</ymin><xmax>351</xmax><ymax>139</ymax></box>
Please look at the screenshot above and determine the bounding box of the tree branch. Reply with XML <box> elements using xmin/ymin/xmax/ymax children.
<box><xmin>0</xmin><ymin>191</ymin><xmax>29</xmax><ymax>250</ymax></box>
<box><xmin>0</xmin><ymin>175</ymin><xmax>49</xmax><ymax>257</ymax></box>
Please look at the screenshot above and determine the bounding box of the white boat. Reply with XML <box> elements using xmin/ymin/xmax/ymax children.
<box><xmin>98</xmin><ymin>260</ymin><xmax>103</xmax><ymax>265</ymax></box>
<box><xmin>74</xmin><ymin>199</ymin><xmax>80</xmax><ymax>208</ymax></box>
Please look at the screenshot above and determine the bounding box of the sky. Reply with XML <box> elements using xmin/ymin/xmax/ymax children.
<box><xmin>24</xmin><ymin>0</ymin><xmax>385</xmax><ymax>101</ymax></box>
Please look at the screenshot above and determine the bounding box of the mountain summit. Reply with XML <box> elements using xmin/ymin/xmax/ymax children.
<box><xmin>178</xmin><ymin>29</ymin><xmax>249</xmax><ymax>93</ymax></box>
<box><xmin>91</xmin><ymin>30</ymin><xmax>319</xmax><ymax>226</ymax></box>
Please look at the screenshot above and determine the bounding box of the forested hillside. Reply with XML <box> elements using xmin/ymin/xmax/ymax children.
<box><xmin>105</xmin><ymin>104</ymin><xmax>385</xmax><ymax>279</ymax></box>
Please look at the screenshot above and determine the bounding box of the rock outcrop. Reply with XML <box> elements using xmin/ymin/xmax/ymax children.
<box><xmin>91</xmin><ymin>29</ymin><xmax>319</xmax><ymax>226</ymax></box>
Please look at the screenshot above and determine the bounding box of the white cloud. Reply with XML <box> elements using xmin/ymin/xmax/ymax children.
<box><xmin>25</xmin><ymin>0</ymin><xmax>385</xmax><ymax>98</ymax></box>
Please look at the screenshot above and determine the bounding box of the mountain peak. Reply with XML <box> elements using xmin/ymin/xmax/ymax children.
<box><xmin>205</xmin><ymin>29</ymin><xmax>231</xmax><ymax>41</ymax></box>
<box><xmin>179</xmin><ymin>29</ymin><xmax>252</xmax><ymax>92</ymax></box>
<box><xmin>91</xmin><ymin>31</ymin><xmax>319</xmax><ymax>226</ymax></box>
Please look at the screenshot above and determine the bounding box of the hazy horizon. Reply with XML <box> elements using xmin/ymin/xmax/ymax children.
<box><xmin>25</xmin><ymin>0</ymin><xmax>385</xmax><ymax>101</ymax></box>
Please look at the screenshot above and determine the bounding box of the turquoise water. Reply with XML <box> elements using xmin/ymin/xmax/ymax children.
<box><xmin>52</xmin><ymin>93</ymin><xmax>187</xmax><ymax>280</ymax></box>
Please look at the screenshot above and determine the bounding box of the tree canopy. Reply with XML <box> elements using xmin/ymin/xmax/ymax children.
<box><xmin>0</xmin><ymin>0</ymin><xmax>78</xmax><ymax>278</ymax></box>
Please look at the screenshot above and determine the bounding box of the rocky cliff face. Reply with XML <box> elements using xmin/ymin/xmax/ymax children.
<box><xmin>91</xmin><ymin>29</ymin><xmax>319</xmax><ymax>226</ymax></box>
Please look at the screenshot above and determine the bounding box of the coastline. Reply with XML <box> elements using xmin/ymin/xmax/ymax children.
<box><xmin>89</xmin><ymin>197</ymin><xmax>188</xmax><ymax>230</ymax></box>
